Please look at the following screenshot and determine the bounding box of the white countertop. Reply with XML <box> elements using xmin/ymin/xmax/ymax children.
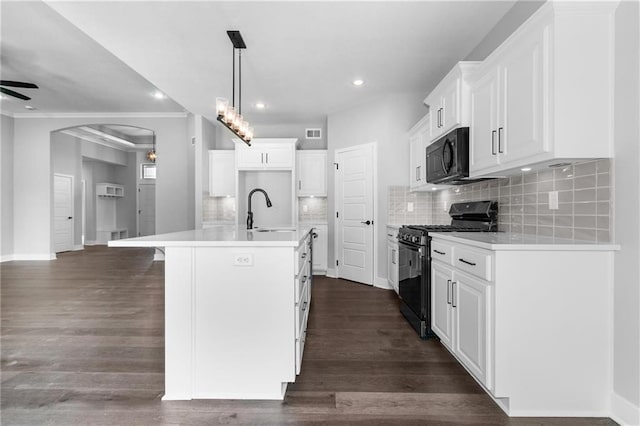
<box><xmin>108</xmin><ymin>226</ymin><xmax>313</xmax><ymax>248</ymax></box>
<box><xmin>431</xmin><ymin>232</ymin><xmax>620</xmax><ymax>251</ymax></box>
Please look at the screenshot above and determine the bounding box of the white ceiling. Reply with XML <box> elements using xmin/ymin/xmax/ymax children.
<box><xmin>2</xmin><ymin>1</ymin><xmax>518</xmax><ymax>124</ymax></box>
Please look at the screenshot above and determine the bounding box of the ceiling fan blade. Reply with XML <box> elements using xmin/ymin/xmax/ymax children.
<box><xmin>0</xmin><ymin>87</ymin><xmax>31</xmax><ymax>101</ymax></box>
<box><xmin>0</xmin><ymin>80</ymin><xmax>38</xmax><ymax>89</ymax></box>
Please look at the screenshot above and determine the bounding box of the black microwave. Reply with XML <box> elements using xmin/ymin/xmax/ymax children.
<box><xmin>425</xmin><ymin>127</ymin><xmax>470</xmax><ymax>184</ymax></box>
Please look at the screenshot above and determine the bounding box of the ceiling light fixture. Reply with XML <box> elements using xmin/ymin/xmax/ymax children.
<box><xmin>216</xmin><ymin>30</ymin><xmax>253</xmax><ymax>146</ymax></box>
<box><xmin>146</xmin><ymin>133</ymin><xmax>157</xmax><ymax>163</ymax></box>
<box><xmin>521</xmin><ymin>167</ymin><xmax>532</xmax><ymax>172</ymax></box>
<box><xmin>255</xmin><ymin>102</ymin><xmax>265</xmax><ymax>109</ymax></box>
<box><xmin>153</xmin><ymin>91</ymin><xmax>166</xmax><ymax>100</ymax></box>
<box><xmin>24</xmin><ymin>105</ymin><xmax>36</xmax><ymax>110</ymax></box>
<box><xmin>78</xmin><ymin>126</ymin><xmax>136</xmax><ymax>148</ymax></box>
<box><xmin>353</xmin><ymin>79</ymin><xmax>364</xmax><ymax>86</ymax></box>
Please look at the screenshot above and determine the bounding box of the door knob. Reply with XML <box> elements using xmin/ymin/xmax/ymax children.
<box><xmin>361</xmin><ymin>220</ymin><xmax>371</xmax><ymax>225</ymax></box>
<box><xmin>67</xmin><ymin>216</ymin><xmax>73</xmax><ymax>220</ymax></box>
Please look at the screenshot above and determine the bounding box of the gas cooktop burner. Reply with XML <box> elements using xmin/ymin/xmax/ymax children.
<box><xmin>407</xmin><ymin>224</ymin><xmax>488</xmax><ymax>232</ymax></box>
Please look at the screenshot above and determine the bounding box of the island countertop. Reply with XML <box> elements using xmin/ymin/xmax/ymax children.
<box><xmin>108</xmin><ymin>225</ymin><xmax>313</xmax><ymax>248</ymax></box>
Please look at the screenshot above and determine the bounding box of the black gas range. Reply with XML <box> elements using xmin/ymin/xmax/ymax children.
<box><xmin>398</xmin><ymin>200</ymin><xmax>498</xmax><ymax>338</ymax></box>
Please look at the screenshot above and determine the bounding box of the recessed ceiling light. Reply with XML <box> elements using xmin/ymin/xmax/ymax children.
<box><xmin>255</xmin><ymin>102</ymin><xmax>265</xmax><ymax>109</ymax></box>
<box><xmin>431</xmin><ymin>187</ymin><xmax>438</xmax><ymax>191</ymax></box>
<box><xmin>521</xmin><ymin>167</ymin><xmax>532</xmax><ymax>172</ymax></box>
<box><xmin>352</xmin><ymin>79</ymin><xmax>364</xmax><ymax>86</ymax></box>
<box><xmin>24</xmin><ymin>105</ymin><xmax>36</xmax><ymax>110</ymax></box>
<box><xmin>153</xmin><ymin>91</ymin><xmax>165</xmax><ymax>100</ymax></box>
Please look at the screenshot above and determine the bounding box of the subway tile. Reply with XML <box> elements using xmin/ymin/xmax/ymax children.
<box><xmin>523</xmin><ymin>225</ymin><xmax>537</xmax><ymax>235</ymax></box>
<box><xmin>596</xmin><ymin>159</ymin><xmax>610</xmax><ymax>173</ymax></box>
<box><xmin>574</xmin><ymin>202</ymin><xmax>597</xmax><ymax>215</ymax></box>
<box><xmin>597</xmin><ymin>173</ymin><xmax>610</xmax><ymax>188</ymax></box>
<box><xmin>498</xmin><ymin>222</ymin><xmax>510</xmax><ymax>232</ymax></box>
<box><xmin>538</xmin><ymin>180</ymin><xmax>554</xmax><ymax>192</ymax></box>
<box><xmin>574</xmin><ymin>189</ymin><xmax>596</xmax><ymax>202</ymax></box>
<box><xmin>523</xmin><ymin>194</ymin><xmax>538</xmax><ymax>205</ymax></box>
<box><xmin>499</xmin><ymin>178</ymin><xmax>510</xmax><ymax>187</ymax></box>
<box><xmin>538</xmin><ymin>169</ymin><xmax>554</xmax><ymax>182</ymax></box>
<box><xmin>597</xmin><ymin>203</ymin><xmax>611</xmax><ymax>218</ymax></box>
<box><xmin>597</xmin><ymin>188</ymin><xmax>610</xmax><ymax>201</ymax></box>
<box><xmin>523</xmin><ymin>173</ymin><xmax>538</xmax><ymax>184</ymax></box>
<box><xmin>510</xmin><ymin>175</ymin><xmax>523</xmax><ymax>185</ymax></box>
<box><xmin>574</xmin><ymin>215</ymin><xmax>596</xmax><ymax>229</ymax></box>
<box><xmin>554</xmin><ymin>179</ymin><xmax>573</xmax><ymax>191</ymax></box>
<box><xmin>597</xmin><ymin>230</ymin><xmax>611</xmax><ymax>243</ymax></box>
<box><xmin>597</xmin><ymin>216</ymin><xmax>610</xmax><ymax>230</ymax></box>
<box><xmin>554</xmin><ymin>227</ymin><xmax>574</xmax><ymax>239</ymax></box>
<box><xmin>574</xmin><ymin>175</ymin><xmax>597</xmax><ymax>190</ymax></box>
<box><xmin>538</xmin><ymin>203</ymin><xmax>553</xmax><ymax>215</ymax></box>
<box><xmin>538</xmin><ymin>215</ymin><xmax>554</xmax><ymax>226</ymax></box>
<box><xmin>554</xmin><ymin>215</ymin><xmax>573</xmax><ymax>227</ymax></box>
<box><xmin>511</xmin><ymin>214</ymin><xmax>523</xmax><ymax>225</ymax></box>
<box><xmin>523</xmin><ymin>183</ymin><xmax>538</xmax><ymax>194</ymax></box>
<box><xmin>511</xmin><ymin>184</ymin><xmax>523</xmax><ymax>195</ymax></box>
<box><xmin>512</xmin><ymin>223</ymin><xmax>524</xmax><ymax>233</ymax></box>
<box><xmin>523</xmin><ymin>214</ymin><xmax>537</xmax><ymax>225</ymax></box>
<box><xmin>554</xmin><ymin>166</ymin><xmax>574</xmax><ymax>180</ymax></box>
<box><xmin>558</xmin><ymin>191</ymin><xmax>574</xmax><ymax>203</ymax></box>
<box><xmin>537</xmin><ymin>226</ymin><xmax>553</xmax><ymax>237</ymax></box>
<box><xmin>556</xmin><ymin>203</ymin><xmax>574</xmax><ymax>215</ymax></box>
<box><xmin>574</xmin><ymin>228</ymin><xmax>597</xmax><ymax>242</ymax></box>
<box><xmin>510</xmin><ymin>195</ymin><xmax>523</xmax><ymax>205</ymax></box>
<box><xmin>574</xmin><ymin>161</ymin><xmax>597</xmax><ymax>177</ymax></box>
<box><xmin>523</xmin><ymin>204</ymin><xmax>537</xmax><ymax>214</ymax></box>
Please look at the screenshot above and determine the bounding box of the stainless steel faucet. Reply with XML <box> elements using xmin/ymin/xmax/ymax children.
<box><xmin>247</xmin><ymin>188</ymin><xmax>272</xmax><ymax>229</ymax></box>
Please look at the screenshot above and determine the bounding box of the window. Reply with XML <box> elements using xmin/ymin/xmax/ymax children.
<box><xmin>141</xmin><ymin>163</ymin><xmax>156</xmax><ymax>179</ymax></box>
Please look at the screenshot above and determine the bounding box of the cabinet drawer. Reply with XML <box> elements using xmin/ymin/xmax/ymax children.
<box><xmin>454</xmin><ymin>246</ymin><xmax>493</xmax><ymax>281</ymax></box>
<box><xmin>295</xmin><ymin>262</ymin><xmax>310</xmax><ymax>304</ymax></box>
<box><xmin>294</xmin><ymin>235</ymin><xmax>311</xmax><ymax>274</ymax></box>
<box><xmin>431</xmin><ymin>240</ymin><xmax>454</xmax><ymax>265</ymax></box>
<box><xmin>295</xmin><ymin>329</ymin><xmax>307</xmax><ymax>375</ymax></box>
<box><xmin>295</xmin><ymin>283</ymin><xmax>310</xmax><ymax>339</ymax></box>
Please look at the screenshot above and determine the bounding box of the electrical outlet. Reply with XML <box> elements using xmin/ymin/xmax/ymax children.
<box><xmin>407</xmin><ymin>202</ymin><xmax>414</xmax><ymax>212</ymax></box>
<box><xmin>234</xmin><ymin>254</ymin><xmax>253</xmax><ymax>266</ymax></box>
<box><xmin>548</xmin><ymin>191</ymin><xmax>559</xmax><ymax>210</ymax></box>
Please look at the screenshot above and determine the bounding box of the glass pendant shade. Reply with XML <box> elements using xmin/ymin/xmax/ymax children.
<box><xmin>216</xmin><ymin>97</ymin><xmax>228</xmax><ymax>117</ymax></box>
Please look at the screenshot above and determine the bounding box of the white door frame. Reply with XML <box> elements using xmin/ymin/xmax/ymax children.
<box><xmin>53</xmin><ymin>173</ymin><xmax>75</xmax><ymax>253</ymax></box>
<box><xmin>333</xmin><ymin>142</ymin><xmax>378</xmax><ymax>285</ymax></box>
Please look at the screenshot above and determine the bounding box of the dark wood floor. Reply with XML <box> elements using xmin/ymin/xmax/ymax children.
<box><xmin>1</xmin><ymin>246</ymin><xmax>616</xmax><ymax>425</ymax></box>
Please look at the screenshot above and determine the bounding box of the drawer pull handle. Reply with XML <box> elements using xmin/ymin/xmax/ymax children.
<box><xmin>447</xmin><ymin>279</ymin><xmax>451</xmax><ymax>304</ymax></box>
<box><xmin>434</xmin><ymin>249</ymin><xmax>445</xmax><ymax>255</ymax></box>
<box><xmin>452</xmin><ymin>281</ymin><xmax>457</xmax><ymax>308</ymax></box>
<box><xmin>301</xmin><ymin>253</ymin><xmax>307</xmax><ymax>259</ymax></box>
<box><xmin>458</xmin><ymin>258</ymin><xmax>476</xmax><ymax>266</ymax></box>
<box><xmin>302</xmin><ymin>301</ymin><xmax>308</xmax><ymax>311</ymax></box>
<box><xmin>302</xmin><ymin>276</ymin><xmax>307</xmax><ymax>283</ymax></box>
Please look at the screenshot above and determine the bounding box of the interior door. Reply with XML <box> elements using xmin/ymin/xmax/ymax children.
<box><xmin>138</xmin><ymin>184</ymin><xmax>156</xmax><ymax>237</ymax></box>
<box><xmin>54</xmin><ymin>174</ymin><xmax>74</xmax><ymax>253</ymax></box>
<box><xmin>335</xmin><ymin>144</ymin><xmax>374</xmax><ymax>285</ymax></box>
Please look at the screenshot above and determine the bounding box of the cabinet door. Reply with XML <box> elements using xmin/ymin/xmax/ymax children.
<box><xmin>409</xmin><ymin>132</ymin><xmax>424</xmax><ymax>190</ymax></box>
<box><xmin>263</xmin><ymin>146</ymin><xmax>294</xmax><ymax>169</ymax></box>
<box><xmin>469</xmin><ymin>68</ymin><xmax>500</xmax><ymax>174</ymax></box>
<box><xmin>311</xmin><ymin>225</ymin><xmax>327</xmax><ymax>273</ymax></box>
<box><xmin>387</xmin><ymin>242</ymin><xmax>399</xmax><ymax>293</ymax></box>
<box><xmin>209</xmin><ymin>151</ymin><xmax>235</xmax><ymax>196</ymax></box>
<box><xmin>453</xmin><ymin>272</ymin><xmax>490</xmax><ymax>387</ymax></box>
<box><xmin>236</xmin><ymin>145</ymin><xmax>265</xmax><ymax>169</ymax></box>
<box><xmin>441</xmin><ymin>77</ymin><xmax>461</xmax><ymax>135</ymax></box>
<box><xmin>431</xmin><ymin>262</ymin><xmax>454</xmax><ymax>349</ymax></box>
<box><xmin>297</xmin><ymin>151</ymin><xmax>327</xmax><ymax>196</ymax></box>
<box><xmin>498</xmin><ymin>27</ymin><xmax>548</xmax><ymax>165</ymax></box>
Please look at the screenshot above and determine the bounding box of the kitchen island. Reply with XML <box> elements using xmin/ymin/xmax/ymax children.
<box><xmin>109</xmin><ymin>226</ymin><xmax>313</xmax><ymax>400</ymax></box>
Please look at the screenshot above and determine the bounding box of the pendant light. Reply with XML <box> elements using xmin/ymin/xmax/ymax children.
<box><xmin>216</xmin><ymin>30</ymin><xmax>253</xmax><ymax>146</ymax></box>
<box><xmin>146</xmin><ymin>133</ymin><xmax>157</xmax><ymax>162</ymax></box>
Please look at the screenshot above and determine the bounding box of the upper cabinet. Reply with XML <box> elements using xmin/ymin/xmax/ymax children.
<box><xmin>424</xmin><ymin>62</ymin><xmax>481</xmax><ymax>142</ymax></box>
<box><xmin>209</xmin><ymin>150</ymin><xmax>235</xmax><ymax>197</ymax></box>
<box><xmin>468</xmin><ymin>2</ymin><xmax>617</xmax><ymax>177</ymax></box>
<box><xmin>408</xmin><ymin>115</ymin><xmax>430</xmax><ymax>191</ymax></box>
<box><xmin>235</xmin><ymin>138</ymin><xmax>297</xmax><ymax>170</ymax></box>
<box><xmin>296</xmin><ymin>150</ymin><xmax>327</xmax><ymax>197</ymax></box>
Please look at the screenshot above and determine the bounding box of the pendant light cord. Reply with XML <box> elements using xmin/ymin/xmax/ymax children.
<box><xmin>231</xmin><ymin>46</ymin><xmax>235</xmax><ymax>108</ymax></box>
<box><xmin>239</xmin><ymin>49</ymin><xmax>242</xmax><ymax>115</ymax></box>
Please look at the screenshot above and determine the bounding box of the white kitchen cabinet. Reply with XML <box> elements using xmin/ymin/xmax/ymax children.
<box><xmin>296</xmin><ymin>151</ymin><xmax>327</xmax><ymax>196</ymax></box>
<box><xmin>468</xmin><ymin>2</ymin><xmax>617</xmax><ymax>177</ymax></box>
<box><xmin>386</xmin><ymin>227</ymin><xmax>399</xmax><ymax>294</ymax></box>
<box><xmin>235</xmin><ymin>139</ymin><xmax>296</xmax><ymax>170</ymax></box>
<box><xmin>430</xmin><ymin>232</ymin><xmax>617</xmax><ymax>416</ymax></box>
<box><xmin>431</xmin><ymin>256</ymin><xmax>491</xmax><ymax>388</ymax></box>
<box><xmin>208</xmin><ymin>150</ymin><xmax>235</xmax><ymax>197</ymax></box>
<box><xmin>311</xmin><ymin>224</ymin><xmax>327</xmax><ymax>274</ymax></box>
<box><xmin>424</xmin><ymin>62</ymin><xmax>480</xmax><ymax>143</ymax></box>
<box><xmin>408</xmin><ymin>115</ymin><xmax>430</xmax><ymax>191</ymax></box>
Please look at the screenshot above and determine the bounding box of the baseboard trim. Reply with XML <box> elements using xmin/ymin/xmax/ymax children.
<box><xmin>84</xmin><ymin>240</ymin><xmax>99</xmax><ymax>246</ymax></box>
<box><xmin>326</xmin><ymin>268</ymin><xmax>337</xmax><ymax>278</ymax></box>
<box><xmin>374</xmin><ymin>276</ymin><xmax>392</xmax><ymax>290</ymax></box>
<box><xmin>73</xmin><ymin>245</ymin><xmax>84</xmax><ymax>251</ymax></box>
<box><xmin>0</xmin><ymin>254</ymin><xmax>15</xmax><ymax>262</ymax></box>
<box><xmin>9</xmin><ymin>253</ymin><xmax>56</xmax><ymax>261</ymax></box>
<box><xmin>611</xmin><ymin>391</ymin><xmax>640</xmax><ymax>426</ymax></box>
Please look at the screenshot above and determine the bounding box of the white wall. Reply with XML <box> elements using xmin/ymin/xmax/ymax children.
<box><xmin>51</xmin><ymin>132</ymin><xmax>83</xmax><ymax>248</ymax></box>
<box><xmin>613</xmin><ymin>0</ymin><xmax>640</xmax><ymax>423</ymax></box>
<box><xmin>1</xmin><ymin>114</ymin><xmax>15</xmax><ymax>260</ymax></box>
<box><xmin>11</xmin><ymin>114</ymin><xmax>189</xmax><ymax>258</ymax></box>
<box><xmin>114</xmin><ymin>152</ymin><xmax>138</xmax><ymax>237</ymax></box>
<box><xmin>194</xmin><ymin>115</ymin><xmax>217</xmax><ymax>228</ymax></box>
<box><xmin>327</xmin><ymin>93</ymin><xmax>425</xmax><ymax>284</ymax></box>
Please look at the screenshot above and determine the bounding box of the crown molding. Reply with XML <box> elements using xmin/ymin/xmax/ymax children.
<box><xmin>10</xmin><ymin>112</ymin><xmax>189</xmax><ymax>119</ymax></box>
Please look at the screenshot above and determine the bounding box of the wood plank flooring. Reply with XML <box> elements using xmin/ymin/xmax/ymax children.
<box><xmin>1</xmin><ymin>246</ymin><xmax>617</xmax><ymax>425</ymax></box>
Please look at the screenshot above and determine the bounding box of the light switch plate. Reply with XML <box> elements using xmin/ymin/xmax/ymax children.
<box><xmin>548</xmin><ymin>191</ymin><xmax>559</xmax><ymax>210</ymax></box>
<box><xmin>234</xmin><ymin>254</ymin><xmax>253</xmax><ymax>266</ymax></box>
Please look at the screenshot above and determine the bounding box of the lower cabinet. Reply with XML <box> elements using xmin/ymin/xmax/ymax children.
<box><xmin>310</xmin><ymin>225</ymin><xmax>327</xmax><ymax>274</ymax></box>
<box><xmin>431</xmin><ymin>261</ymin><xmax>491</xmax><ymax>388</ymax></box>
<box><xmin>386</xmin><ymin>228</ymin><xmax>399</xmax><ymax>294</ymax></box>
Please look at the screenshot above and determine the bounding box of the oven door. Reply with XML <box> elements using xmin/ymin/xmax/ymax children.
<box><xmin>398</xmin><ymin>240</ymin><xmax>425</xmax><ymax>318</ymax></box>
